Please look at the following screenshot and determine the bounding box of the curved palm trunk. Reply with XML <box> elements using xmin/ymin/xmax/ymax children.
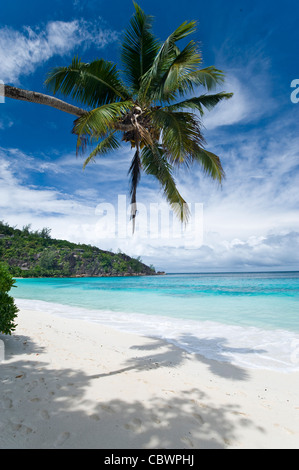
<box><xmin>1</xmin><ymin>85</ymin><xmax>136</xmax><ymax>132</ymax></box>
<box><xmin>2</xmin><ymin>85</ymin><xmax>86</xmax><ymax>117</ymax></box>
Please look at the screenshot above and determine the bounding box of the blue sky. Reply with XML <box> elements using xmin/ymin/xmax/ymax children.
<box><xmin>0</xmin><ymin>0</ymin><xmax>299</xmax><ymax>272</ymax></box>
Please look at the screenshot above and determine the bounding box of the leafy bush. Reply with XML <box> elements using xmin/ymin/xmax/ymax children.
<box><xmin>0</xmin><ymin>264</ymin><xmax>18</xmax><ymax>335</ymax></box>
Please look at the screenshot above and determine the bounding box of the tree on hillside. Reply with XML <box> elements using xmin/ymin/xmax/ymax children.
<box><xmin>0</xmin><ymin>264</ymin><xmax>18</xmax><ymax>335</ymax></box>
<box><xmin>1</xmin><ymin>2</ymin><xmax>232</xmax><ymax>231</ymax></box>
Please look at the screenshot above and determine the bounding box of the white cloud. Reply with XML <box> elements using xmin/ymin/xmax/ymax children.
<box><xmin>177</xmin><ymin>124</ymin><xmax>299</xmax><ymax>243</ymax></box>
<box><xmin>0</xmin><ymin>19</ymin><xmax>119</xmax><ymax>83</ymax></box>
<box><xmin>203</xmin><ymin>75</ymin><xmax>250</xmax><ymax>130</ymax></box>
<box><xmin>149</xmin><ymin>231</ymin><xmax>299</xmax><ymax>272</ymax></box>
<box><xmin>0</xmin><ymin>154</ymin><xmax>96</xmax><ymax>234</ymax></box>
<box><xmin>1</xmin><ymin>109</ymin><xmax>299</xmax><ymax>273</ymax></box>
<box><xmin>201</xmin><ymin>52</ymin><xmax>276</xmax><ymax>130</ymax></box>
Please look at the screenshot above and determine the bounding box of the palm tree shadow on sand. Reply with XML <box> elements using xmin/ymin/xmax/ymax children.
<box><xmin>0</xmin><ymin>333</ymin><xmax>266</xmax><ymax>449</ymax></box>
<box><xmin>90</xmin><ymin>333</ymin><xmax>267</xmax><ymax>382</ymax></box>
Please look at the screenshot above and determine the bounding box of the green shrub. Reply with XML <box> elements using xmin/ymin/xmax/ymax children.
<box><xmin>0</xmin><ymin>264</ymin><xmax>18</xmax><ymax>335</ymax></box>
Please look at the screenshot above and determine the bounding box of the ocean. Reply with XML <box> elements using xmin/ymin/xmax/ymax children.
<box><xmin>13</xmin><ymin>272</ymin><xmax>299</xmax><ymax>372</ymax></box>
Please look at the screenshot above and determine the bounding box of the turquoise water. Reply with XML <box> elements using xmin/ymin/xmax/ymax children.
<box><xmin>13</xmin><ymin>272</ymin><xmax>299</xmax><ymax>371</ymax></box>
<box><xmin>14</xmin><ymin>272</ymin><xmax>299</xmax><ymax>331</ymax></box>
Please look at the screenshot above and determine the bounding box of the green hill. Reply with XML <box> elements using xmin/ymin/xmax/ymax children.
<box><xmin>0</xmin><ymin>221</ymin><xmax>157</xmax><ymax>278</ymax></box>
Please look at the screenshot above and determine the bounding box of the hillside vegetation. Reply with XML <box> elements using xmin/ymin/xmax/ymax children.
<box><xmin>0</xmin><ymin>222</ymin><xmax>156</xmax><ymax>278</ymax></box>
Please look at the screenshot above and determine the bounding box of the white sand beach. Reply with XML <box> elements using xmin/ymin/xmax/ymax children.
<box><xmin>1</xmin><ymin>306</ymin><xmax>299</xmax><ymax>449</ymax></box>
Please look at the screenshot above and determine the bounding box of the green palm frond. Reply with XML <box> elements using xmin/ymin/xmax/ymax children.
<box><xmin>121</xmin><ymin>2</ymin><xmax>160</xmax><ymax>93</ymax></box>
<box><xmin>141</xmin><ymin>145</ymin><xmax>190</xmax><ymax>223</ymax></box>
<box><xmin>73</xmin><ymin>101</ymin><xmax>133</xmax><ymax>151</ymax></box>
<box><xmin>150</xmin><ymin>108</ymin><xmax>225</xmax><ymax>182</ymax></box>
<box><xmin>174</xmin><ymin>66</ymin><xmax>226</xmax><ymax>97</ymax></box>
<box><xmin>139</xmin><ymin>20</ymin><xmax>197</xmax><ymax>102</ymax></box>
<box><xmin>161</xmin><ymin>66</ymin><xmax>226</xmax><ymax>100</ymax></box>
<box><xmin>165</xmin><ymin>92</ymin><xmax>233</xmax><ymax>115</ymax></box>
<box><xmin>147</xmin><ymin>40</ymin><xmax>203</xmax><ymax>103</ymax></box>
<box><xmin>45</xmin><ymin>57</ymin><xmax>130</xmax><ymax>108</ymax></box>
<box><xmin>151</xmin><ymin>109</ymin><xmax>205</xmax><ymax>165</ymax></box>
<box><xmin>192</xmin><ymin>148</ymin><xmax>225</xmax><ymax>182</ymax></box>
<box><xmin>82</xmin><ymin>132</ymin><xmax>120</xmax><ymax>169</ymax></box>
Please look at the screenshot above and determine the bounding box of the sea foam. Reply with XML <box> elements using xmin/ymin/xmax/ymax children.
<box><xmin>16</xmin><ymin>298</ymin><xmax>299</xmax><ymax>373</ymax></box>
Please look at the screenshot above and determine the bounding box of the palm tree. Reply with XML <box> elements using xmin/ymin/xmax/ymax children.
<box><xmin>2</xmin><ymin>2</ymin><xmax>232</xmax><ymax>230</ymax></box>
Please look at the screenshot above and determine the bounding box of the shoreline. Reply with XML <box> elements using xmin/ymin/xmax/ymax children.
<box><xmin>1</xmin><ymin>305</ymin><xmax>299</xmax><ymax>448</ymax></box>
<box><xmin>14</xmin><ymin>297</ymin><xmax>299</xmax><ymax>374</ymax></box>
<box><xmin>13</xmin><ymin>272</ymin><xmax>166</xmax><ymax>279</ymax></box>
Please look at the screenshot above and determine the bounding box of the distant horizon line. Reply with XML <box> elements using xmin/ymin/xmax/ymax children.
<box><xmin>165</xmin><ymin>270</ymin><xmax>299</xmax><ymax>274</ymax></box>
